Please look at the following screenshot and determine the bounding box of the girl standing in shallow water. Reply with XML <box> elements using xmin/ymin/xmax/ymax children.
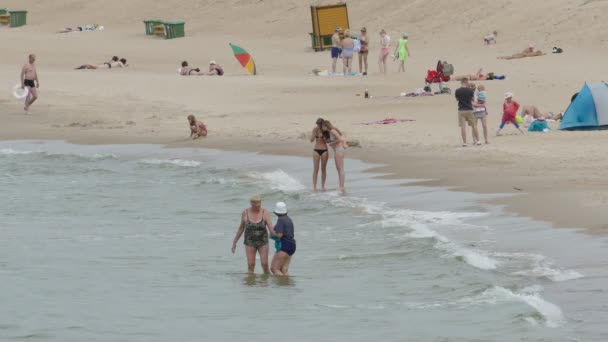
<box><xmin>321</xmin><ymin>120</ymin><xmax>347</xmax><ymax>193</ymax></box>
<box><xmin>310</xmin><ymin>118</ymin><xmax>329</xmax><ymax>192</ymax></box>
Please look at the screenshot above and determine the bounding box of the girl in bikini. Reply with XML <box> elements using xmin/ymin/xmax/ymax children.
<box><xmin>310</xmin><ymin>118</ymin><xmax>329</xmax><ymax>192</ymax></box>
<box><xmin>187</xmin><ymin>114</ymin><xmax>208</xmax><ymax>139</ymax></box>
<box><xmin>321</xmin><ymin>120</ymin><xmax>347</xmax><ymax>193</ymax></box>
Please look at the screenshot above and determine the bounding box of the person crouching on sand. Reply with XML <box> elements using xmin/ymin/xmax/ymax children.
<box><xmin>206</xmin><ymin>61</ymin><xmax>224</xmax><ymax>76</ymax></box>
<box><xmin>187</xmin><ymin>115</ymin><xmax>207</xmax><ymax>139</ymax></box>
<box><xmin>270</xmin><ymin>202</ymin><xmax>296</xmax><ymax>276</ymax></box>
<box><xmin>497</xmin><ymin>92</ymin><xmax>524</xmax><ymax>136</ymax></box>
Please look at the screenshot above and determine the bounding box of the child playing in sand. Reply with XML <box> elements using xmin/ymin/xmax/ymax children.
<box><xmin>497</xmin><ymin>92</ymin><xmax>524</xmax><ymax>136</ymax></box>
<box><xmin>187</xmin><ymin>115</ymin><xmax>208</xmax><ymax>139</ymax></box>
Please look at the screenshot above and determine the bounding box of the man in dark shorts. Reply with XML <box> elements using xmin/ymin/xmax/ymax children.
<box><xmin>331</xmin><ymin>27</ymin><xmax>342</xmax><ymax>74</ymax></box>
<box><xmin>454</xmin><ymin>78</ymin><xmax>480</xmax><ymax>146</ymax></box>
<box><xmin>20</xmin><ymin>54</ymin><xmax>39</xmax><ymax>114</ymax></box>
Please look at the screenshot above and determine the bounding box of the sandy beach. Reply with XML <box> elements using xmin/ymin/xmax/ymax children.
<box><xmin>2</xmin><ymin>0</ymin><xmax>608</xmax><ymax>232</ymax></box>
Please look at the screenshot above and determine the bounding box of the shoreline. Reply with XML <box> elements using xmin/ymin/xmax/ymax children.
<box><xmin>2</xmin><ymin>128</ymin><xmax>605</xmax><ymax>234</ymax></box>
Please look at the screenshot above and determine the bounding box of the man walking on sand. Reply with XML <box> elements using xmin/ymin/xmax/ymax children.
<box><xmin>454</xmin><ymin>78</ymin><xmax>480</xmax><ymax>147</ymax></box>
<box><xmin>21</xmin><ymin>54</ymin><xmax>39</xmax><ymax>114</ymax></box>
<box><xmin>331</xmin><ymin>27</ymin><xmax>342</xmax><ymax>74</ymax></box>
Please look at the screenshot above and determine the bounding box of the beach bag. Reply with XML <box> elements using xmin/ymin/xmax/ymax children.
<box><xmin>354</xmin><ymin>39</ymin><xmax>361</xmax><ymax>53</ymax></box>
<box><xmin>442</xmin><ymin>63</ymin><xmax>454</xmax><ymax>76</ymax></box>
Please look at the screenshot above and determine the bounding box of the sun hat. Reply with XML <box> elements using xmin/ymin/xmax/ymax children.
<box><xmin>504</xmin><ymin>92</ymin><xmax>513</xmax><ymax>99</ymax></box>
<box><xmin>209</xmin><ymin>60</ymin><xmax>217</xmax><ymax>65</ymax></box>
<box><xmin>273</xmin><ymin>202</ymin><xmax>287</xmax><ymax>215</ymax></box>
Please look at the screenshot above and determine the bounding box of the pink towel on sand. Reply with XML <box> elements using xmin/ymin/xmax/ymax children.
<box><xmin>357</xmin><ymin>118</ymin><xmax>415</xmax><ymax>125</ymax></box>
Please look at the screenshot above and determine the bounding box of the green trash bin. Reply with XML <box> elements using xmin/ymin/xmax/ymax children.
<box><xmin>163</xmin><ymin>21</ymin><xmax>185</xmax><ymax>39</ymax></box>
<box><xmin>9</xmin><ymin>10</ymin><xmax>27</xmax><ymax>27</ymax></box>
<box><xmin>143</xmin><ymin>19</ymin><xmax>163</xmax><ymax>35</ymax></box>
<box><xmin>0</xmin><ymin>8</ymin><xmax>7</xmax><ymax>15</ymax></box>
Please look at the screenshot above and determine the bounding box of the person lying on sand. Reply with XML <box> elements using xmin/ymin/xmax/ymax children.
<box><xmin>498</xmin><ymin>44</ymin><xmax>546</xmax><ymax>60</ymax></box>
<box><xmin>452</xmin><ymin>68</ymin><xmax>486</xmax><ymax>81</ymax></box>
<box><xmin>58</xmin><ymin>24</ymin><xmax>103</xmax><ymax>33</ymax></box>
<box><xmin>521</xmin><ymin>105</ymin><xmax>563</xmax><ymax>121</ymax></box>
<box><xmin>75</xmin><ymin>58</ymin><xmax>127</xmax><ymax>70</ymax></box>
<box><xmin>188</xmin><ymin>115</ymin><xmax>207</xmax><ymax>139</ymax></box>
<box><xmin>179</xmin><ymin>61</ymin><xmax>201</xmax><ymax>76</ymax></box>
<box><xmin>181</xmin><ymin>61</ymin><xmax>223</xmax><ymax>76</ymax></box>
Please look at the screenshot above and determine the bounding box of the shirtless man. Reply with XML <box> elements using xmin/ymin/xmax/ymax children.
<box><xmin>21</xmin><ymin>54</ymin><xmax>39</xmax><ymax>114</ymax></box>
<box><xmin>331</xmin><ymin>27</ymin><xmax>342</xmax><ymax>74</ymax></box>
<box><xmin>498</xmin><ymin>44</ymin><xmax>546</xmax><ymax>60</ymax></box>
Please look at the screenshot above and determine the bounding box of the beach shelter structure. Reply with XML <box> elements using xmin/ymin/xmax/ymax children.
<box><xmin>309</xmin><ymin>3</ymin><xmax>350</xmax><ymax>51</ymax></box>
<box><xmin>229</xmin><ymin>43</ymin><xmax>256</xmax><ymax>75</ymax></box>
<box><xmin>560</xmin><ymin>83</ymin><xmax>608</xmax><ymax>130</ymax></box>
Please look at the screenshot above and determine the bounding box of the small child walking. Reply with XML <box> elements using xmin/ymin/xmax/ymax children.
<box><xmin>497</xmin><ymin>92</ymin><xmax>524</xmax><ymax>135</ymax></box>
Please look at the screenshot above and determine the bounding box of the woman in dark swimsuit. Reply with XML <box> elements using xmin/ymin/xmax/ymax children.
<box><xmin>231</xmin><ymin>196</ymin><xmax>276</xmax><ymax>274</ymax></box>
<box><xmin>310</xmin><ymin>118</ymin><xmax>329</xmax><ymax>192</ymax></box>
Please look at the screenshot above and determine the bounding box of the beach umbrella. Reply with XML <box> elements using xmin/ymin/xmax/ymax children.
<box><xmin>229</xmin><ymin>43</ymin><xmax>256</xmax><ymax>75</ymax></box>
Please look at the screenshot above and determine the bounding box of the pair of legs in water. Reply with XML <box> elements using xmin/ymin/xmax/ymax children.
<box><xmin>312</xmin><ymin>148</ymin><xmax>345</xmax><ymax>192</ymax></box>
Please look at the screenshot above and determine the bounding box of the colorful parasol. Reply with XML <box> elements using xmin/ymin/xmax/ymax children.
<box><xmin>229</xmin><ymin>43</ymin><xmax>256</xmax><ymax>75</ymax></box>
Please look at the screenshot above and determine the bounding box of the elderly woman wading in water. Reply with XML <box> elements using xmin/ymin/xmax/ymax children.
<box><xmin>232</xmin><ymin>196</ymin><xmax>277</xmax><ymax>274</ymax></box>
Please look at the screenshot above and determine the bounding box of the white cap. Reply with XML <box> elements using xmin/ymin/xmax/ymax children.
<box><xmin>504</xmin><ymin>92</ymin><xmax>513</xmax><ymax>99</ymax></box>
<box><xmin>273</xmin><ymin>202</ymin><xmax>287</xmax><ymax>215</ymax></box>
<box><xmin>209</xmin><ymin>60</ymin><xmax>216</xmax><ymax>65</ymax></box>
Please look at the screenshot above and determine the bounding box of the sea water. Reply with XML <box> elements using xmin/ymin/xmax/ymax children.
<box><xmin>1</xmin><ymin>141</ymin><xmax>607</xmax><ymax>342</ymax></box>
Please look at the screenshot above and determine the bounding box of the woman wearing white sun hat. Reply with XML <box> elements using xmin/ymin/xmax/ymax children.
<box><xmin>270</xmin><ymin>202</ymin><xmax>296</xmax><ymax>276</ymax></box>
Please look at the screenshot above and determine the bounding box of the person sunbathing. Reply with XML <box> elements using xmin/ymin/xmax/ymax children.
<box><xmin>179</xmin><ymin>61</ymin><xmax>223</xmax><ymax>76</ymax></box>
<box><xmin>451</xmin><ymin>68</ymin><xmax>487</xmax><ymax>81</ymax></box>
<box><xmin>179</xmin><ymin>61</ymin><xmax>201</xmax><ymax>76</ymax></box>
<box><xmin>521</xmin><ymin>105</ymin><xmax>562</xmax><ymax>121</ymax></box>
<box><xmin>75</xmin><ymin>58</ymin><xmax>128</xmax><ymax>70</ymax></box>
<box><xmin>58</xmin><ymin>24</ymin><xmax>103</xmax><ymax>33</ymax></box>
<box><xmin>498</xmin><ymin>44</ymin><xmax>546</xmax><ymax>60</ymax></box>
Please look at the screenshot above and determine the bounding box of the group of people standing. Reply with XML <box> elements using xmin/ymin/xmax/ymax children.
<box><xmin>331</xmin><ymin>27</ymin><xmax>410</xmax><ymax>75</ymax></box>
<box><xmin>230</xmin><ymin>118</ymin><xmax>350</xmax><ymax>277</ymax></box>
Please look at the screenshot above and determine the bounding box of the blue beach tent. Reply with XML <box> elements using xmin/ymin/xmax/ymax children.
<box><xmin>560</xmin><ymin>83</ymin><xmax>608</xmax><ymax>130</ymax></box>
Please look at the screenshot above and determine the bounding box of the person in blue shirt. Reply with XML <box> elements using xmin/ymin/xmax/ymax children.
<box><xmin>270</xmin><ymin>202</ymin><xmax>296</xmax><ymax>276</ymax></box>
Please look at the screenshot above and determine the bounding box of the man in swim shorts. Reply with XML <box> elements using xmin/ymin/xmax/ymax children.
<box><xmin>331</xmin><ymin>27</ymin><xmax>342</xmax><ymax>74</ymax></box>
<box><xmin>20</xmin><ymin>54</ymin><xmax>39</xmax><ymax>114</ymax></box>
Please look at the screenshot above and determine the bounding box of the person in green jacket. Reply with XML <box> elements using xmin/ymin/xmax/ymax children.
<box><xmin>395</xmin><ymin>33</ymin><xmax>411</xmax><ymax>72</ymax></box>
